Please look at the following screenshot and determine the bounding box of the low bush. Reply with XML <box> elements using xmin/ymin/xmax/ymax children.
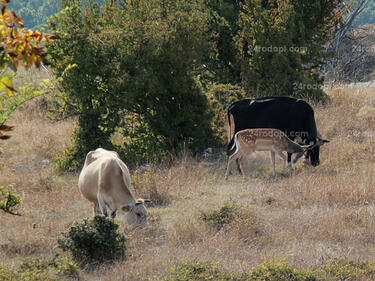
<box><xmin>239</xmin><ymin>261</ymin><xmax>318</xmax><ymax>281</ymax></box>
<box><xmin>164</xmin><ymin>259</ymin><xmax>375</xmax><ymax>281</ymax></box>
<box><xmin>164</xmin><ymin>260</ymin><xmax>232</xmax><ymax>281</ymax></box>
<box><xmin>318</xmin><ymin>258</ymin><xmax>375</xmax><ymax>281</ymax></box>
<box><xmin>0</xmin><ymin>256</ymin><xmax>80</xmax><ymax>281</ymax></box>
<box><xmin>57</xmin><ymin>216</ymin><xmax>127</xmax><ymax>267</ymax></box>
<box><xmin>200</xmin><ymin>202</ymin><xmax>242</xmax><ymax>230</ymax></box>
<box><xmin>0</xmin><ymin>184</ymin><xmax>21</xmax><ymax>215</ymax></box>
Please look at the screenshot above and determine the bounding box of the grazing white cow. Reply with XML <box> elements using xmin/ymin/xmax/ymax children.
<box><xmin>78</xmin><ymin>148</ymin><xmax>150</xmax><ymax>227</ymax></box>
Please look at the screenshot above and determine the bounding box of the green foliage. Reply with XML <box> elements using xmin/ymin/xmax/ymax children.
<box><xmin>236</xmin><ymin>0</ymin><xmax>342</xmax><ymax>101</ymax></box>
<box><xmin>119</xmin><ymin>114</ymin><xmax>168</xmax><ymax>167</ymax></box>
<box><xmin>58</xmin><ymin>216</ymin><xmax>127</xmax><ymax>267</ymax></box>
<box><xmin>207</xmin><ymin>83</ymin><xmax>246</xmax><ymax>143</ymax></box>
<box><xmin>0</xmin><ymin>264</ymin><xmax>18</xmax><ymax>281</ymax></box>
<box><xmin>0</xmin><ymin>80</ymin><xmax>51</xmax><ymax>123</ymax></box>
<box><xmin>240</xmin><ymin>261</ymin><xmax>318</xmax><ymax>281</ymax></box>
<box><xmin>0</xmin><ymin>185</ymin><xmax>21</xmax><ymax>215</ymax></box>
<box><xmin>48</xmin><ymin>0</ymin><xmax>218</xmax><ymax>171</ymax></box>
<box><xmin>200</xmin><ymin>202</ymin><xmax>241</xmax><ymax>230</ymax></box>
<box><xmin>164</xmin><ymin>260</ymin><xmax>232</xmax><ymax>281</ymax></box>
<box><xmin>318</xmin><ymin>258</ymin><xmax>375</xmax><ymax>281</ymax></box>
<box><xmin>164</xmin><ymin>258</ymin><xmax>375</xmax><ymax>281</ymax></box>
<box><xmin>204</xmin><ymin>0</ymin><xmax>243</xmax><ymax>84</ymax></box>
<box><xmin>0</xmin><ymin>256</ymin><xmax>80</xmax><ymax>281</ymax></box>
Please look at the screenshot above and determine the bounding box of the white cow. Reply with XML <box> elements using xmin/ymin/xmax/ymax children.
<box><xmin>78</xmin><ymin>148</ymin><xmax>150</xmax><ymax>227</ymax></box>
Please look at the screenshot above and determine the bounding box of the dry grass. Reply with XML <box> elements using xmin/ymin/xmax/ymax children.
<box><xmin>1</xmin><ymin>85</ymin><xmax>375</xmax><ymax>280</ymax></box>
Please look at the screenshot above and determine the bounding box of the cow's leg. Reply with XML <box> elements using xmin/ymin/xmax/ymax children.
<box><xmin>97</xmin><ymin>192</ymin><xmax>110</xmax><ymax>217</ymax></box>
<box><xmin>270</xmin><ymin>151</ymin><xmax>276</xmax><ymax>176</ymax></box>
<box><xmin>93</xmin><ymin>202</ymin><xmax>100</xmax><ymax>216</ymax></box>
<box><xmin>110</xmin><ymin>210</ymin><xmax>117</xmax><ymax>219</ymax></box>
<box><xmin>287</xmin><ymin>152</ymin><xmax>293</xmax><ymax>172</ymax></box>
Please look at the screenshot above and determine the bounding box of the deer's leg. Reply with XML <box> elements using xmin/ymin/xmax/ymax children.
<box><xmin>270</xmin><ymin>151</ymin><xmax>276</xmax><ymax>176</ymax></box>
<box><xmin>238</xmin><ymin>155</ymin><xmax>247</xmax><ymax>177</ymax></box>
<box><xmin>236</xmin><ymin>159</ymin><xmax>242</xmax><ymax>174</ymax></box>
<box><xmin>277</xmin><ymin>151</ymin><xmax>287</xmax><ymax>172</ymax></box>
<box><xmin>225</xmin><ymin>152</ymin><xmax>241</xmax><ymax>179</ymax></box>
<box><xmin>225</xmin><ymin>156</ymin><xmax>232</xmax><ymax>180</ymax></box>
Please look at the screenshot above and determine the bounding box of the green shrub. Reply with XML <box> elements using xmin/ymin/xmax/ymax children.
<box><xmin>319</xmin><ymin>258</ymin><xmax>375</xmax><ymax>281</ymax></box>
<box><xmin>0</xmin><ymin>185</ymin><xmax>21</xmax><ymax>215</ymax></box>
<box><xmin>164</xmin><ymin>260</ymin><xmax>232</xmax><ymax>281</ymax></box>
<box><xmin>0</xmin><ymin>256</ymin><xmax>80</xmax><ymax>281</ymax></box>
<box><xmin>163</xmin><ymin>259</ymin><xmax>375</xmax><ymax>281</ymax></box>
<box><xmin>57</xmin><ymin>216</ymin><xmax>127</xmax><ymax>267</ymax></box>
<box><xmin>0</xmin><ymin>264</ymin><xmax>18</xmax><ymax>281</ymax></box>
<box><xmin>200</xmin><ymin>202</ymin><xmax>241</xmax><ymax>230</ymax></box>
<box><xmin>240</xmin><ymin>261</ymin><xmax>318</xmax><ymax>281</ymax></box>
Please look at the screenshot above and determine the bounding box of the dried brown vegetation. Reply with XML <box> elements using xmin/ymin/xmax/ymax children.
<box><xmin>1</xmin><ymin>85</ymin><xmax>375</xmax><ymax>280</ymax></box>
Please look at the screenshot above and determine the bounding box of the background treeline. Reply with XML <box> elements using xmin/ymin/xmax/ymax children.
<box><xmin>354</xmin><ymin>0</ymin><xmax>375</xmax><ymax>26</ymax></box>
<box><xmin>7</xmin><ymin>0</ymin><xmax>59</xmax><ymax>30</ymax></box>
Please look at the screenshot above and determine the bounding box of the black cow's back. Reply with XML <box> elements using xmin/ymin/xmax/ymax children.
<box><xmin>228</xmin><ymin>96</ymin><xmax>317</xmax><ymax>143</ymax></box>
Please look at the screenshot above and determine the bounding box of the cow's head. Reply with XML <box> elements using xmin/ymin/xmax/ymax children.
<box><xmin>121</xmin><ymin>198</ymin><xmax>151</xmax><ymax>227</ymax></box>
<box><xmin>305</xmin><ymin>138</ymin><xmax>330</xmax><ymax>166</ymax></box>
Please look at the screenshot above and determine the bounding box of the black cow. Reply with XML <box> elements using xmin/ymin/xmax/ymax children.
<box><xmin>227</xmin><ymin>96</ymin><xmax>329</xmax><ymax>168</ymax></box>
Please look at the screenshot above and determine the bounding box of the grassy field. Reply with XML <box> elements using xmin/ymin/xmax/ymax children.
<box><xmin>1</xmin><ymin>74</ymin><xmax>375</xmax><ymax>280</ymax></box>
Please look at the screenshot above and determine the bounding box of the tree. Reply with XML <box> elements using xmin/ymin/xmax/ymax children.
<box><xmin>236</xmin><ymin>0</ymin><xmax>344</xmax><ymax>101</ymax></box>
<box><xmin>48</xmin><ymin>0</ymin><xmax>218</xmax><ymax>171</ymax></box>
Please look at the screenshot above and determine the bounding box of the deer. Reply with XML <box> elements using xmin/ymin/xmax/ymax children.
<box><xmin>224</xmin><ymin>128</ymin><xmax>326</xmax><ymax>179</ymax></box>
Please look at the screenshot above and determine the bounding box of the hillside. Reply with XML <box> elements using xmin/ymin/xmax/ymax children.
<box><xmin>1</xmin><ymin>80</ymin><xmax>375</xmax><ymax>279</ymax></box>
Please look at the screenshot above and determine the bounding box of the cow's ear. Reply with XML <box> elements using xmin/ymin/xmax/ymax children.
<box><xmin>84</xmin><ymin>151</ymin><xmax>96</xmax><ymax>166</ymax></box>
<box><xmin>136</xmin><ymin>198</ymin><xmax>151</xmax><ymax>205</ymax></box>
<box><xmin>121</xmin><ymin>205</ymin><xmax>132</xmax><ymax>212</ymax></box>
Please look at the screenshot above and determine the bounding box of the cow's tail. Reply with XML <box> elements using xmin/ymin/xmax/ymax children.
<box><xmin>227</xmin><ymin>107</ymin><xmax>235</xmax><ymax>144</ymax></box>
<box><xmin>227</xmin><ymin>133</ymin><xmax>239</xmax><ymax>157</ymax></box>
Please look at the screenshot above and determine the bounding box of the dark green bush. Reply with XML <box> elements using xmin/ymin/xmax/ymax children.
<box><xmin>200</xmin><ymin>202</ymin><xmax>241</xmax><ymax>230</ymax></box>
<box><xmin>57</xmin><ymin>216</ymin><xmax>127</xmax><ymax>267</ymax></box>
